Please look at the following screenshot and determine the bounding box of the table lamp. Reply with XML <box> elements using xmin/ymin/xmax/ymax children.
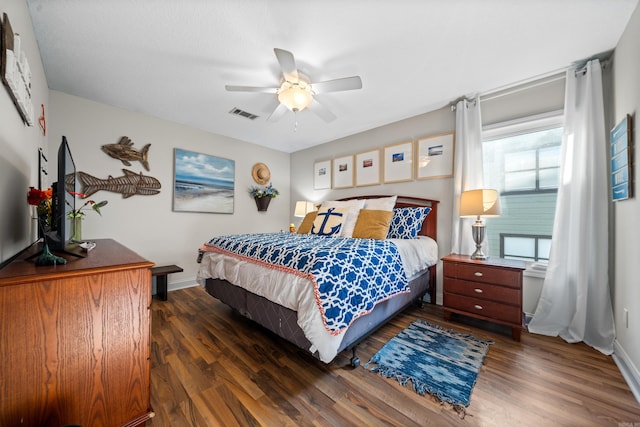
<box><xmin>460</xmin><ymin>189</ymin><xmax>501</xmax><ymax>260</ymax></box>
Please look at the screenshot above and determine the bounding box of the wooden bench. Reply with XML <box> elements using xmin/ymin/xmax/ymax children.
<box><xmin>151</xmin><ymin>265</ymin><xmax>183</xmax><ymax>301</ymax></box>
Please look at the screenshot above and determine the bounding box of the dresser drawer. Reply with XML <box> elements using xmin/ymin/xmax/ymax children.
<box><xmin>443</xmin><ymin>262</ymin><xmax>521</xmax><ymax>288</ymax></box>
<box><xmin>443</xmin><ymin>293</ymin><xmax>522</xmax><ymax>325</ymax></box>
<box><xmin>444</xmin><ymin>278</ymin><xmax>521</xmax><ymax>305</ymax></box>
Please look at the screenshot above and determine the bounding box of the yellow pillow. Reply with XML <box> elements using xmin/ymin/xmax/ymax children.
<box><xmin>297</xmin><ymin>211</ymin><xmax>318</xmax><ymax>234</ymax></box>
<box><xmin>352</xmin><ymin>209</ymin><xmax>394</xmax><ymax>240</ymax></box>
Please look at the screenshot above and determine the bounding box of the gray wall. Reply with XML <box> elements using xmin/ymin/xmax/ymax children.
<box><xmin>0</xmin><ymin>1</ymin><xmax>49</xmax><ymax>264</ymax></box>
<box><xmin>47</xmin><ymin>91</ymin><xmax>290</xmax><ymax>287</ymax></box>
<box><xmin>612</xmin><ymin>1</ymin><xmax>640</xmax><ymax>396</ymax></box>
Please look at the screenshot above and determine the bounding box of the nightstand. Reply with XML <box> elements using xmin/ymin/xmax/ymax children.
<box><xmin>442</xmin><ymin>254</ymin><xmax>526</xmax><ymax>341</ymax></box>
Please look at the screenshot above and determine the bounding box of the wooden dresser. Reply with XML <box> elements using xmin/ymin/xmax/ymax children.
<box><xmin>442</xmin><ymin>254</ymin><xmax>526</xmax><ymax>340</ymax></box>
<box><xmin>0</xmin><ymin>239</ymin><xmax>154</xmax><ymax>427</ymax></box>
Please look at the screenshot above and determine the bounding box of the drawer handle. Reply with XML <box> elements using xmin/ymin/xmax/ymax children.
<box><xmin>474</xmin><ymin>288</ymin><xmax>483</xmax><ymax>294</ymax></box>
<box><xmin>474</xmin><ymin>304</ymin><xmax>483</xmax><ymax>310</ymax></box>
<box><xmin>474</xmin><ymin>272</ymin><xmax>483</xmax><ymax>277</ymax></box>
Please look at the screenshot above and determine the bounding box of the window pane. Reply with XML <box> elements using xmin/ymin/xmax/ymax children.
<box><xmin>504</xmin><ymin>236</ymin><xmax>536</xmax><ymax>258</ymax></box>
<box><xmin>505</xmin><ymin>171</ymin><xmax>536</xmax><ymax>191</ymax></box>
<box><xmin>505</xmin><ymin>150</ymin><xmax>536</xmax><ymax>172</ymax></box>
<box><xmin>539</xmin><ymin>167</ymin><xmax>559</xmax><ymax>189</ymax></box>
<box><xmin>539</xmin><ymin>145</ymin><xmax>561</xmax><ymax>168</ymax></box>
<box><xmin>538</xmin><ymin>238</ymin><xmax>552</xmax><ymax>260</ymax></box>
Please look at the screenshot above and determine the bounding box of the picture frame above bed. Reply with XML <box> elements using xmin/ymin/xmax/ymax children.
<box><xmin>314</xmin><ymin>160</ymin><xmax>332</xmax><ymax>190</ymax></box>
<box><xmin>384</xmin><ymin>141</ymin><xmax>413</xmax><ymax>183</ymax></box>
<box><xmin>416</xmin><ymin>132</ymin><xmax>455</xmax><ymax>180</ymax></box>
<box><xmin>333</xmin><ymin>155</ymin><xmax>354</xmax><ymax>189</ymax></box>
<box><xmin>355</xmin><ymin>149</ymin><xmax>381</xmax><ymax>187</ymax></box>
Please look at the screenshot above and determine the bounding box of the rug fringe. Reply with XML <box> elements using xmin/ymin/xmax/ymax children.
<box><xmin>413</xmin><ymin>319</ymin><xmax>494</xmax><ymax>346</ymax></box>
<box><xmin>366</xmin><ymin>363</ymin><xmax>468</xmax><ymax>410</ymax></box>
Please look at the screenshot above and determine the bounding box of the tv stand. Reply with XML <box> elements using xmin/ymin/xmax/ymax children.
<box><xmin>25</xmin><ymin>240</ymin><xmax>86</xmax><ymax>264</ymax></box>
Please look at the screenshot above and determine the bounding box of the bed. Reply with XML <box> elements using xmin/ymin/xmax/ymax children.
<box><xmin>197</xmin><ymin>195</ymin><xmax>439</xmax><ymax>365</ymax></box>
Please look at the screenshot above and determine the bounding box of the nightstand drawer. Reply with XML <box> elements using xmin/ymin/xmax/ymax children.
<box><xmin>443</xmin><ymin>262</ymin><xmax>521</xmax><ymax>288</ymax></box>
<box><xmin>444</xmin><ymin>278</ymin><xmax>520</xmax><ymax>305</ymax></box>
<box><xmin>443</xmin><ymin>293</ymin><xmax>522</xmax><ymax>324</ymax></box>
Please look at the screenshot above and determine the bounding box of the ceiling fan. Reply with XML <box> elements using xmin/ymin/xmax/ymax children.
<box><xmin>225</xmin><ymin>48</ymin><xmax>362</xmax><ymax>123</ymax></box>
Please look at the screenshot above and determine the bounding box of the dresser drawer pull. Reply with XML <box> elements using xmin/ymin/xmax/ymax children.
<box><xmin>474</xmin><ymin>304</ymin><xmax>483</xmax><ymax>310</ymax></box>
<box><xmin>474</xmin><ymin>288</ymin><xmax>483</xmax><ymax>293</ymax></box>
<box><xmin>474</xmin><ymin>271</ymin><xmax>483</xmax><ymax>277</ymax></box>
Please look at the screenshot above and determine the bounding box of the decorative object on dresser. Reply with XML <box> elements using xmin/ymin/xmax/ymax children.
<box><xmin>459</xmin><ymin>189</ymin><xmax>501</xmax><ymax>260</ymax></box>
<box><xmin>442</xmin><ymin>254</ymin><xmax>525</xmax><ymax>340</ymax></box>
<box><xmin>0</xmin><ymin>239</ymin><xmax>154</xmax><ymax>427</ymax></box>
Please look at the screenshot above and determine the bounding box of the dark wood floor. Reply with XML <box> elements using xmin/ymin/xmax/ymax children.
<box><xmin>148</xmin><ymin>286</ymin><xmax>640</xmax><ymax>426</ymax></box>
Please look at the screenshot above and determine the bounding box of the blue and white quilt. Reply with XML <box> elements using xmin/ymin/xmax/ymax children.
<box><xmin>201</xmin><ymin>233</ymin><xmax>409</xmax><ymax>335</ymax></box>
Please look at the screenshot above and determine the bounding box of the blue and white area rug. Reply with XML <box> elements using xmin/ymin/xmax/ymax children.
<box><xmin>365</xmin><ymin>320</ymin><xmax>492</xmax><ymax>411</ymax></box>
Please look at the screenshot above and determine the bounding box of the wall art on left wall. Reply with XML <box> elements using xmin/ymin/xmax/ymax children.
<box><xmin>173</xmin><ymin>148</ymin><xmax>235</xmax><ymax>214</ymax></box>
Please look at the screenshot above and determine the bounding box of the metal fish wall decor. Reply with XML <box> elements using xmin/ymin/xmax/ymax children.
<box><xmin>101</xmin><ymin>136</ymin><xmax>151</xmax><ymax>171</ymax></box>
<box><xmin>68</xmin><ymin>169</ymin><xmax>161</xmax><ymax>199</ymax></box>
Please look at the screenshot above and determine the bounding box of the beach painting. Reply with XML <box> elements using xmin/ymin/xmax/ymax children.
<box><xmin>173</xmin><ymin>148</ymin><xmax>235</xmax><ymax>213</ymax></box>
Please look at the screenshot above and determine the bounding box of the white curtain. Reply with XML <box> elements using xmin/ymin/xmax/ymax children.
<box><xmin>528</xmin><ymin>59</ymin><xmax>615</xmax><ymax>355</ymax></box>
<box><xmin>451</xmin><ymin>98</ymin><xmax>484</xmax><ymax>255</ymax></box>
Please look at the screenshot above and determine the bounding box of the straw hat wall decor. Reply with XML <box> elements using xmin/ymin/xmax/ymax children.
<box><xmin>251</xmin><ymin>162</ymin><xmax>271</xmax><ymax>185</ymax></box>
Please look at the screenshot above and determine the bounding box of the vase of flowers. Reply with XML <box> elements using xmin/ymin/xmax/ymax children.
<box><xmin>248</xmin><ymin>183</ymin><xmax>279</xmax><ymax>211</ymax></box>
<box><xmin>27</xmin><ymin>187</ymin><xmax>53</xmax><ymax>238</ymax></box>
<box><xmin>68</xmin><ymin>192</ymin><xmax>108</xmax><ymax>241</ymax></box>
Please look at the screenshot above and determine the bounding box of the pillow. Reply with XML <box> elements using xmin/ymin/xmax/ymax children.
<box><xmin>297</xmin><ymin>211</ymin><xmax>318</xmax><ymax>234</ymax></box>
<box><xmin>352</xmin><ymin>210</ymin><xmax>395</xmax><ymax>240</ymax></box>
<box><xmin>386</xmin><ymin>207</ymin><xmax>432</xmax><ymax>239</ymax></box>
<box><xmin>318</xmin><ymin>199</ymin><xmax>366</xmax><ymax>237</ymax></box>
<box><xmin>362</xmin><ymin>195</ymin><xmax>397</xmax><ymax>211</ymax></box>
<box><xmin>310</xmin><ymin>207</ymin><xmax>349</xmax><ymax>236</ymax></box>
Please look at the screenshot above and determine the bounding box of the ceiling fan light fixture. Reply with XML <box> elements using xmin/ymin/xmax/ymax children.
<box><xmin>278</xmin><ymin>81</ymin><xmax>313</xmax><ymax>112</ymax></box>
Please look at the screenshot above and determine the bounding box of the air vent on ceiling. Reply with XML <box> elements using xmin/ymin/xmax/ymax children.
<box><xmin>229</xmin><ymin>107</ymin><xmax>259</xmax><ymax>120</ymax></box>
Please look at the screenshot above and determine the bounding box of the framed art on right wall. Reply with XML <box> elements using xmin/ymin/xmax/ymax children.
<box><xmin>611</xmin><ymin>114</ymin><xmax>632</xmax><ymax>201</ymax></box>
<box><xmin>416</xmin><ymin>132</ymin><xmax>455</xmax><ymax>180</ymax></box>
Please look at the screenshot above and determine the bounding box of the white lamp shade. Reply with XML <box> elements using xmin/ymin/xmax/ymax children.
<box><xmin>294</xmin><ymin>201</ymin><xmax>315</xmax><ymax>217</ymax></box>
<box><xmin>278</xmin><ymin>82</ymin><xmax>313</xmax><ymax>112</ymax></box>
<box><xmin>460</xmin><ymin>189</ymin><xmax>501</xmax><ymax>217</ymax></box>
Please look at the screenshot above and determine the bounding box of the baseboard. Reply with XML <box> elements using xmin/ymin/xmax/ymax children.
<box><xmin>168</xmin><ymin>279</ymin><xmax>199</xmax><ymax>292</ymax></box>
<box><xmin>613</xmin><ymin>339</ymin><xmax>640</xmax><ymax>404</ymax></box>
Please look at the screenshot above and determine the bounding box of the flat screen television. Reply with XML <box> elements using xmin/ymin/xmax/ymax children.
<box><xmin>47</xmin><ymin>136</ymin><xmax>80</xmax><ymax>254</ymax></box>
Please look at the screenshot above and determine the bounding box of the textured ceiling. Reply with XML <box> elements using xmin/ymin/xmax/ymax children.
<box><xmin>27</xmin><ymin>0</ymin><xmax>638</xmax><ymax>153</ymax></box>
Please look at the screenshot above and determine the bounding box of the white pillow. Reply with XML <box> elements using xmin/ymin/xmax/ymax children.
<box><xmin>363</xmin><ymin>196</ymin><xmax>397</xmax><ymax>211</ymax></box>
<box><xmin>319</xmin><ymin>199</ymin><xmax>366</xmax><ymax>237</ymax></box>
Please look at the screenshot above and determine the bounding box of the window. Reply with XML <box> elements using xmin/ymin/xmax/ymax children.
<box><xmin>482</xmin><ymin>112</ymin><xmax>563</xmax><ymax>263</ymax></box>
<box><xmin>500</xmin><ymin>234</ymin><xmax>551</xmax><ymax>262</ymax></box>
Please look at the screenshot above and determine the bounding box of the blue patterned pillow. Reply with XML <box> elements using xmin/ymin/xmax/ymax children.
<box><xmin>386</xmin><ymin>207</ymin><xmax>431</xmax><ymax>239</ymax></box>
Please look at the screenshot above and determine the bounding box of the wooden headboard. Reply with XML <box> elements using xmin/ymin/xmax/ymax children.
<box><xmin>337</xmin><ymin>195</ymin><xmax>439</xmax><ymax>242</ymax></box>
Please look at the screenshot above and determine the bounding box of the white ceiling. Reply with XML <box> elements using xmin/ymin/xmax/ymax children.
<box><xmin>27</xmin><ymin>0</ymin><xmax>638</xmax><ymax>153</ymax></box>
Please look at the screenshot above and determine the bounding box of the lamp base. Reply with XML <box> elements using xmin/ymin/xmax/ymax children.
<box><xmin>470</xmin><ymin>219</ymin><xmax>488</xmax><ymax>260</ymax></box>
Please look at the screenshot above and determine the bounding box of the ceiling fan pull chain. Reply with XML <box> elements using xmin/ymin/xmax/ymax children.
<box><xmin>294</xmin><ymin>111</ymin><xmax>298</xmax><ymax>132</ymax></box>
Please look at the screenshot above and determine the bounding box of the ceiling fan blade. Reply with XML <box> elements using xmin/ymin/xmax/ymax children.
<box><xmin>312</xmin><ymin>76</ymin><xmax>362</xmax><ymax>94</ymax></box>
<box><xmin>225</xmin><ymin>85</ymin><xmax>278</xmax><ymax>93</ymax></box>
<box><xmin>267</xmin><ymin>102</ymin><xmax>289</xmax><ymax>122</ymax></box>
<box><xmin>308</xmin><ymin>98</ymin><xmax>337</xmax><ymax>123</ymax></box>
<box><xmin>274</xmin><ymin>48</ymin><xmax>299</xmax><ymax>82</ymax></box>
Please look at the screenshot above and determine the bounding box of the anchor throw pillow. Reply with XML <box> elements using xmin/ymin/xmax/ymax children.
<box><xmin>310</xmin><ymin>207</ymin><xmax>349</xmax><ymax>236</ymax></box>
